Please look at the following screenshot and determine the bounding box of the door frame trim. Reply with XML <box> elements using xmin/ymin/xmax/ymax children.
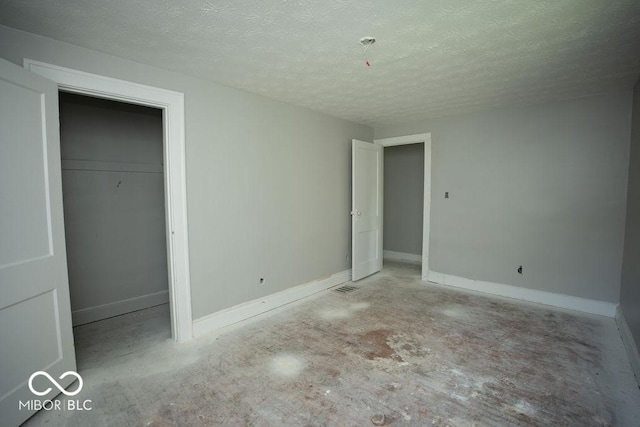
<box><xmin>24</xmin><ymin>59</ymin><xmax>193</xmax><ymax>342</ymax></box>
<box><xmin>374</xmin><ymin>133</ymin><xmax>432</xmax><ymax>280</ymax></box>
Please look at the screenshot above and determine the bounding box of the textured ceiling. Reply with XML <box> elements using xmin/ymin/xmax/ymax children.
<box><xmin>1</xmin><ymin>1</ymin><xmax>640</xmax><ymax>127</ymax></box>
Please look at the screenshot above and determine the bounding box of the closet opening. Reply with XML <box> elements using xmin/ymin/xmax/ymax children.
<box><xmin>59</xmin><ymin>92</ymin><xmax>170</xmax><ymax>365</ymax></box>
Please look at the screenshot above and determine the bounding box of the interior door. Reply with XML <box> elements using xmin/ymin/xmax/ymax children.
<box><xmin>0</xmin><ymin>58</ymin><xmax>77</xmax><ymax>426</ymax></box>
<box><xmin>351</xmin><ymin>139</ymin><xmax>383</xmax><ymax>281</ymax></box>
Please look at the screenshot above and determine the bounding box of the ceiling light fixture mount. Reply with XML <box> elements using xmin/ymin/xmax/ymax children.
<box><xmin>359</xmin><ymin>37</ymin><xmax>376</xmax><ymax>47</ymax></box>
<box><xmin>359</xmin><ymin>37</ymin><xmax>376</xmax><ymax>67</ymax></box>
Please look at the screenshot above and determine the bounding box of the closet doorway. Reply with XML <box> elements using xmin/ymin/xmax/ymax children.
<box><xmin>59</xmin><ymin>92</ymin><xmax>170</xmax><ymax>337</ymax></box>
<box><xmin>25</xmin><ymin>60</ymin><xmax>192</xmax><ymax>342</ymax></box>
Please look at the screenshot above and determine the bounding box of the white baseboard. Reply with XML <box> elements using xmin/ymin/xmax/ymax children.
<box><xmin>426</xmin><ymin>270</ymin><xmax>617</xmax><ymax>317</ymax></box>
<box><xmin>383</xmin><ymin>250</ymin><xmax>422</xmax><ymax>264</ymax></box>
<box><xmin>193</xmin><ymin>269</ymin><xmax>352</xmax><ymax>339</ymax></box>
<box><xmin>72</xmin><ymin>290</ymin><xmax>169</xmax><ymax>326</ymax></box>
<box><xmin>616</xmin><ymin>307</ymin><xmax>640</xmax><ymax>383</ymax></box>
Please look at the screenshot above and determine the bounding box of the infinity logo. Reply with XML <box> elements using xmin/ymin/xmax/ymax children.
<box><xmin>28</xmin><ymin>371</ymin><xmax>84</xmax><ymax>397</ymax></box>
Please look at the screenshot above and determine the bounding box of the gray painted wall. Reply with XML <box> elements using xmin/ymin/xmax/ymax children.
<box><xmin>0</xmin><ymin>25</ymin><xmax>372</xmax><ymax>320</ymax></box>
<box><xmin>383</xmin><ymin>144</ymin><xmax>424</xmax><ymax>255</ymax></box>
<box><xmin>59</xmin><ymin>93</ymin><xmax>167</xmax><ymax>314</ymax></box>
<box><xmin>620</xmin><ymin>77</ymin><xmax>640</xmax><ymax>347</ymax></box>
<box><xmin>376</xmin><ymin>92</ymin><xmax>632</xmax><ymax>302</ymax></box>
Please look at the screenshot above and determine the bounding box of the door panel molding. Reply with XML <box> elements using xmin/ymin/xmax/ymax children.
<box><xmin>0</xmin><ymin>57</ymin><xmax>75</xmax><ymax>427</ymax></box>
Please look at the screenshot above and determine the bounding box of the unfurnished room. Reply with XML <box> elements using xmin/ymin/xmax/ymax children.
<box><xmin>1</xmin><ymin>1</ymin><xmax>640</xmax><ymax>426</ymax></box>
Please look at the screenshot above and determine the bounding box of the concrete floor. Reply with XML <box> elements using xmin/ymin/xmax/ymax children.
<box><xmin>24</xmin><ymin>262</ymin><xmax>640</xmax><ymax>426</ymax></box>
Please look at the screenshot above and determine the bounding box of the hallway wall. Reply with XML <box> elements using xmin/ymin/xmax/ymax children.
<box><xmin>619</xmin><ymin>75</ymin><xmax>640</xmax><ymax>376</ymax></box>
<box><xmin>383</xmin><ymin>143</ymin><xmax>424</xmax><ymax>257</ymax></box>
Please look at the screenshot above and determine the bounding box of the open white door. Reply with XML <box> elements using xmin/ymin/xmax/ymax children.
<box><xmin>0</xmin><ymin>58</ymin><xmax>77</xmax><ymax>426</ymax></box>
<box><xmin>351</xmin><ymin>139</ymin><xmax>383</xmax><ymax>281</ymax></box>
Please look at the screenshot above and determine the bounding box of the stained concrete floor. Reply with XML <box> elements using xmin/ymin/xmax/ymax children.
<box><xmin>24</xmin><ymin>262</ymin><xmax>640</xmax><ymax>426</ymax></box>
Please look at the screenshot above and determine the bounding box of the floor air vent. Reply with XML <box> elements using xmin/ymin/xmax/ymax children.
<box><xmin>333</xmin><ymin>285</ymin><xmax>358</xmax><ymax>294</ymax></box>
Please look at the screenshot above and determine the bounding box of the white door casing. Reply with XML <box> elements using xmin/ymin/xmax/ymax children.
<box><xmin>351</xmin><ymin>139</ymin><xmax>383</xmax><ymax>281</ymax></box>
<box><xmin>374</xmin><ymin>133</ymin><xmax>432</xmax><ymax>280</ymax></box>
<box><xmin>0</xmin><ymin>58</ymin><xmax>77</xmax><ymax>426</ymax></box>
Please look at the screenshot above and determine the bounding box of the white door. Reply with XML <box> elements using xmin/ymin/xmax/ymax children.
<box><xmin>351</xmin><ymin>139</ymin><xmax>383</xmax><ymax>281</ymax></box>
<box><xmin>0</xmin><ymin>58</ymin><xmax>77</xmax><ymax>426</ymax></box>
